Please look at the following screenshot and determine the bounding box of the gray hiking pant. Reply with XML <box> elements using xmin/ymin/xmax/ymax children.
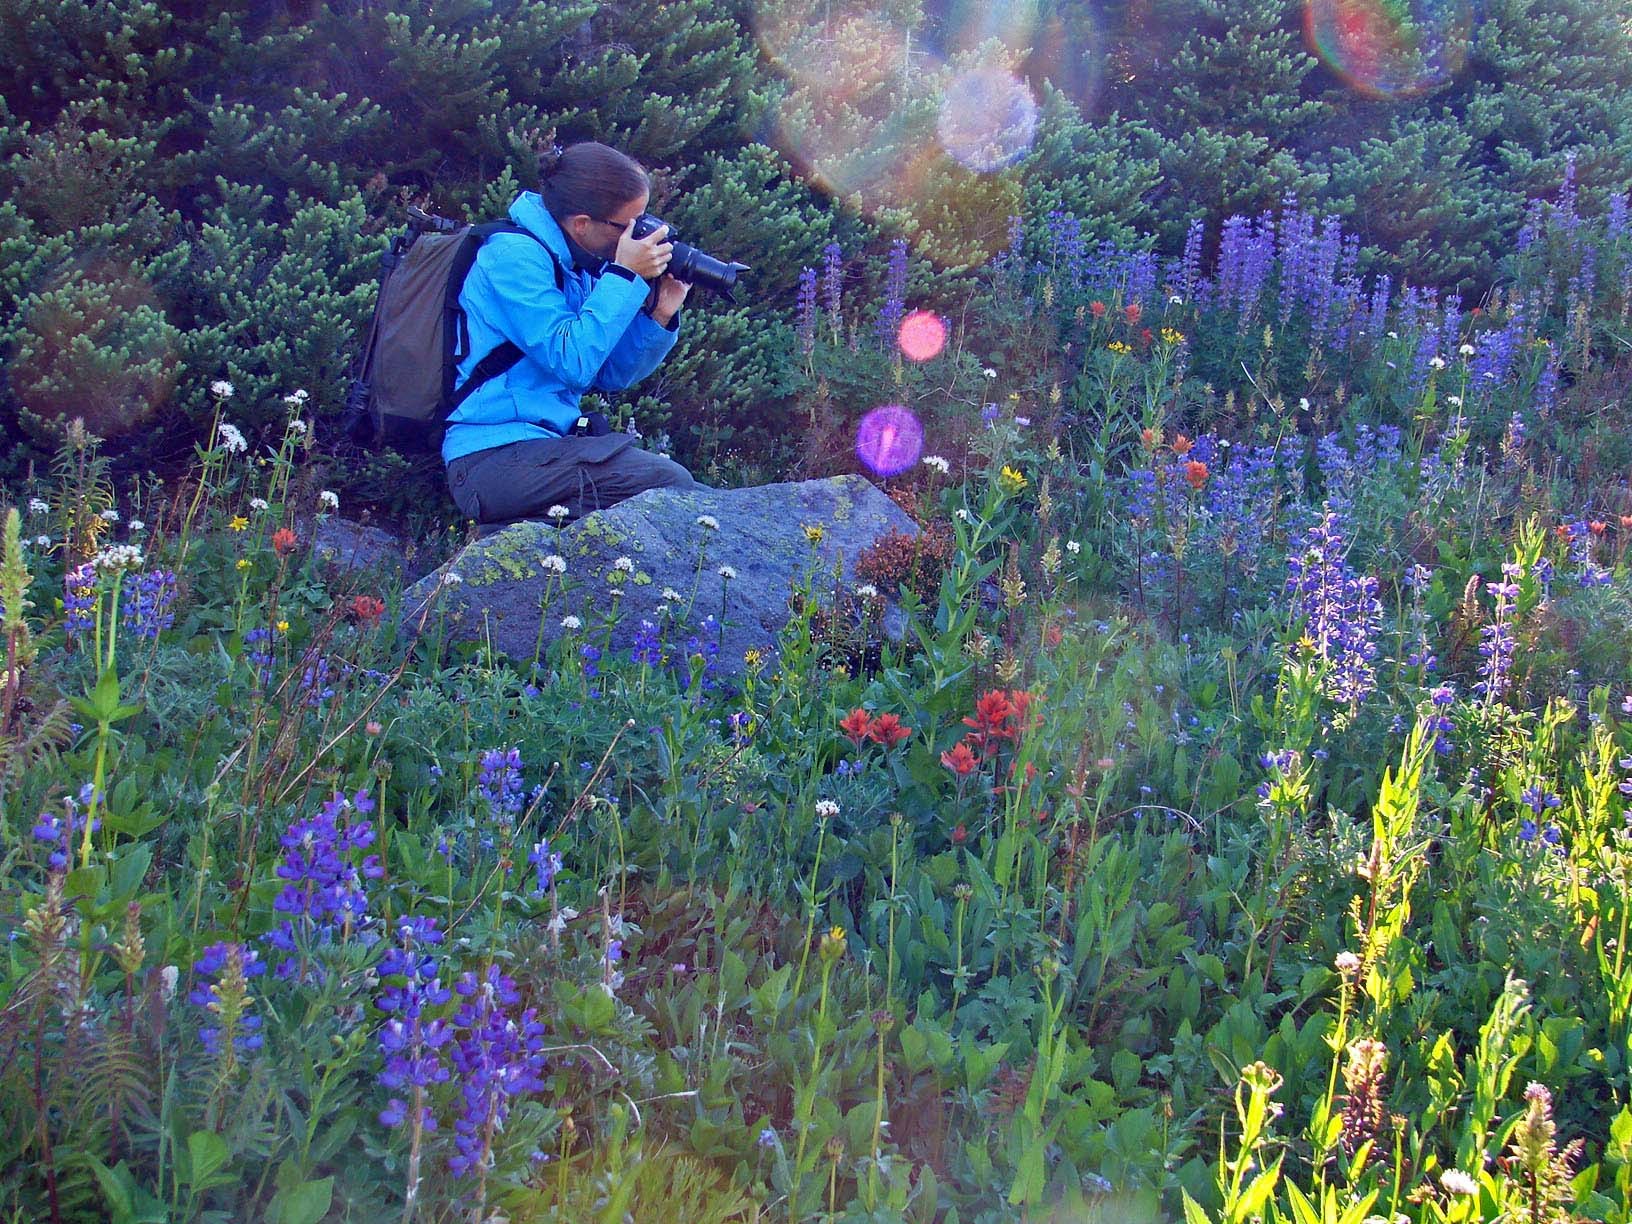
<box><xmin>445</xmin><ymin>434</ymin><xmax>698</xmax><ymax>530</ymax></box>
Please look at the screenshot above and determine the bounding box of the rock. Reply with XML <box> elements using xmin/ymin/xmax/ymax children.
<box><xmin>309</xmin><ymin>515</ymin><xmax>419</xmax><ymax>584</ymax></box>
<box><xmin>401</xmin><ymin>474</ymin><xmax>918</xmax><ymax>676</ymax></box>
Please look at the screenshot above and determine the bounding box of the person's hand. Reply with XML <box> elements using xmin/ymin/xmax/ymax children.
<box><xmin>649</xmin><ymin>274</ymin><xmax>691</xmax><ymax>325</ymax></box>
<box><xmin>614</xmin><ymin>219</ymin><xmax>672</xmax><ymax>279</ymax></box>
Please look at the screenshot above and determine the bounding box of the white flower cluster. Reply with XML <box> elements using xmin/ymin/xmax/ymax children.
<box><xmin>661</xmin><ymin>587</ymin><xmax>683</xmax><ymax>603</ymax></box>
<box><xmin>128</xmin><ymin>519</ymin><xmax>146</xmax><ymax>533</ymax></box>
<box><xmin>1428</xmin><ymin>355</ymin><xmax>1447</xmax><ymax>370</ymax></box>
<box><xmin>318</xmin><ymin>490</ymin><xmax>339</xmax><ymax>511</ymax></box>
<box><xmin>855</xmin><ymin>584</ymin><xmax>880</xmax><ymax>599</ymax></box>
<box><xmin>922</xmin><ymin>454</ymin><xmax>950</xmax><ymax>475</ymax></box>
<box><xmin>540</xmin><ymin>554</ymin><xmax>567</xmax><ymax>575</ymax></box>
<box><xmin>717</xmin><ymin>564</ymin><xmax>737</xmax><ymax>581</ymax></box>
<box><xmin>289</xmin><ymin>419</ymin><xmax>308</xmax><ymax>436</ymax></box>
<box><xmin>1066</xmin><ymin>540</ymin><xmax>1081</xmax><ymax>555</ymax></box>
<box><xmin>283</xmin><ymin>389</ymin><xmax>309</xmax><ymax>406</ymax></box>
<box><xmin>560</xmin><ymin>615</ymin><xmax>582</xmax><ymax>631</ymax></box>
<box><xmin>1439</xmin><ymin>1169</ymin><xmax>1478</xmax><ymax>1197</ymax></box>
<box><xmin>612</xmin><ymin>556</ymin><xmax>634</xmax><ymax>573</ymax></box>
<box><xmin>815</xmin><ymin>799</ymin><xmax>840</xmax><ymax>820</ymax></box>
<box><xmin>92</xmin><ymin>544</ymin><xmax>144</xmax><ymax>572</ymax></box>
<box><xmin>28</xmin><ymin>498</ymin><xmax>48</xmax><ymax>514</ymax></box>
<box><xmin>250</xmin><ymin>497</ymin><xmax>269</xmax><ymax>511</ymax></box>
<box><xmin>217</xmin><ymin>422</ymin><xmax>247</xmax><ymax>454</ymax></box>
<box><xmin>547</xmin><ymin>504</ymin><xmax>569</xmax><ymax>521</ymax></box>
<box><xmin>210</xmin><ymin>379</ymin><xmax>235</xmax><ymax>399</ymax></box>
<box><xmin>1458</xmin><ymin>342</ymin><xmax>1476</xmax><ymax>356</ymax></box>
<box><xmin>695</xmin><ymin>514</ymin><xmax>719</xmax><ymax>531</ymax></box>
<box><xmin>99</xmin><ymin>508</ymin><xmax>120</xmax><ymax>523</ymax></box>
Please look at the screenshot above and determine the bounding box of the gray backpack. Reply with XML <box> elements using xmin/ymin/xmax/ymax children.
<box><xmin>345</xmin><ymin>207</ymin><xmax>563</xmax><ymax>451</ymax></box>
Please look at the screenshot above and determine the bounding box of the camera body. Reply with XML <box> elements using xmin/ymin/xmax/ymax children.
<box><xmin>630</xmin><ymin>213</ymin><xmax>748</xmax><ymax>302</ymax></box>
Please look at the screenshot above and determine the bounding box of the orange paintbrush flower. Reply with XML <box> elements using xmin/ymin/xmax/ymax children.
<box><xmin>868</xmin><ymin>712</ymin><xmax>911</xmax><ymax>749</ymax></box>
<box><xmin>941</xmin><ymin>741</ymin><xmax>979</xmax><ymax>776</ymax></box>
<box><xmin>838</xmin><ymin>707</ymin><xmax>874</xmax><ymax>746</ymax></box>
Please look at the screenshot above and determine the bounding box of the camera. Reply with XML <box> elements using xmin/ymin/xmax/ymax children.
<box><xmin>630</xmin><ymin>213</ymin><xmax>749</xmax><ymax>302</ymax></box>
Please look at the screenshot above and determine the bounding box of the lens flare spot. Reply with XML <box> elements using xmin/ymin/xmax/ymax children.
<box><xmin>855</xmin><ymin>404</ymin><xmax>923</xmax><ymax>477</ymax></box>
<box><xmin>898</xmin><ymin>310</ymin><xmax>947</xmax><ymax>362</ymax></box>
<box><xmin>1305</xmin><ymin>0</ymin><xmax>1472</xmax><ymax>98</ymax></box>
<box><xmin>937</xmin><ymin>67</ymin><xmax>1039</xmax><ymax>172</ymax></box>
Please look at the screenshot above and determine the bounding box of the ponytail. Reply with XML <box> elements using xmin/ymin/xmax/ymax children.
<box><xmin>539</xmin><ymin>141</ymin><xmax>650</xmax><ymax>222</ymax></box>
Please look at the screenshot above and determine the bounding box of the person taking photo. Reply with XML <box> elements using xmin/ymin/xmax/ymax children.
<box><xmin>442</xmin><ymin>141</ymin><xmax>699</xmax><ymax>532</ymax></box>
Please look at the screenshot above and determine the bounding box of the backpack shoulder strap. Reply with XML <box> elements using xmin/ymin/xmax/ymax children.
<box><xmin>447</xmin><ymin>223</ymin><xmax>566</xmax><ymax>413</ymax></box>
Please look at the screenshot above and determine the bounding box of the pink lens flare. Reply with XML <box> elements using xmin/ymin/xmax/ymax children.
<box><xmin>855</xmin><ymin>404</ymin><xmax>924</xmax><ymax>477</ymax></box>
<box><xmin>898</xmin><ymin>310</ymin><xmax>947</xmax><ymax>362</ymax></box>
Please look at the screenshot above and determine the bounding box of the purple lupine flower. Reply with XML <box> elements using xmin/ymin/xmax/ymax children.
<box><xmin>795</xmin><ymin>266</ymin><xmax>818</xmax><ymax>356</ymax></box>
<box><xmin>1562</xmin><ymin>520</ymin><xmax>1611</xmax><ymax>588</ymax></box>
<box><xmin>1363</xmin><ymin>274</ymin><xmax>1392</xmax><ymax>346</ymax></box>
<box><xmin>1532</xmin><ymin>353</ymin><xmax>1560</xmax><ymax>417</ymax></box>
<box><xmin>579</xmin><ymin>642</ymin><xmax>601</xmax><ymax>680</ymax></box>
<box><xmin>266</xmin><ymin>789</ymin><xmax>381</xmax><ymax>979</ymax></box>
<box><xmin>821</xmin><ymin>242</ymin><xmax>843</xmax><ymax>329</ymax></box>
<box><xmin>243</xmin><ymin>625</ymin><xmax>275</xmax><ymax>684</ymax></box>
<box><xmin>1255</xmin><ymin>748</ymin><xmax>1301</xmax><ymax>800</ymax></box>
<box><xmin>477</xmin><ymin>747</ymin><xmax>524</xmax><ymax>817</ymax></box>
<box><xmin>527</xmin><ymin>839</ymin><xmax>561</xmax><ymax>896</ymax></box>
<box><xmin>299</xmin><ymin>653</ymin><xmax>335</xmax><ymax>707</ymax></box>
<box><xmin>1520</xmin><ymin>785</ymin><xmax>1562</xmax><ymax>815</ymax></box>
<box><xmin>377</xmin><ymin>915</ymin><xmax>452</xmax><ymax>1130</ymax></box>
<box><xmin>875</xmin><ymin>237</ymin><xmax>908</xmax><ymax>346</ymax></box>
<box><xmin>1469</xmin><ymin>301</ymin><xmax>1527</xmax><ymax>393</ymax></box>
<box><xmin>1476</xmin><ymin>577</ymin><xmax>1522</xmax><ymax>701</ymax></box>
<box><xmin>1285</xmin><ymin>508</ymin><xmax>1383</xmax><ymax>707</ymax></box>
<box><xmin>629</xmin><ymin>619</ymin><xmax>662</xmax><ymax>667</ymax></box>
<box><xmin>31</xmin><ymin>784</ymin><xmax>101</xmax><ymax>869</ymax></box>
<box><xmin>121</xmin><ymin>568</ymin><xmax>177</xmax><ymax>640</ymax></box>
<box><xmin>1179</xmin><ymin>218</ymin><xmax>1204</xmax><ymax>301</ymax></box>
<box><xmin>63</xmin><ymin>562</ymin><xmax>97</xmax><ymax>640</ymax></box>
<box><xmin>1427</xmin><ymin>685</ymin><xmax>1456</xmax><ymax>755</ymax></box>
<box><xmin>1006</xmin><ymin>214</ymin><xmax>1024</xmax><ymax>255</ymax></box>
<box><xmin>190</xmin><ymin>941</ymin><xmax>266</xmax><ymax>1055</ymax></box>
<box><xmin>679</xmin><ymin>615</ymin><xmax>723</xmax><ymax>695</ymax></box>
<box><xmin>447</xmin><ymin>966</ymin><xmax>548</xmax><ymax>1178</ymax></box>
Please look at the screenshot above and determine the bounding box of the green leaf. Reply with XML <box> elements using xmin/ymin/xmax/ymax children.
<box><xmin>1182</xmin><ymin>1190</ymin><xmax>1215</xmax><ymax>1224</ymax></box>
<box><xmin>185</xmin><ymin>1129</ymin><xmax>231</xmax><ymax>1191</ymax></box>
<box><xmin>268</xmin><ymin>1175</ymin><xmax>333</xmax><ymax>1224</ymax></box>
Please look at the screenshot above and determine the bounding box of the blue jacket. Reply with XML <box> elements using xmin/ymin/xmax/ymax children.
<box><xmin>441</xmin><ymin>191</ymin><xmax>680</xmax><ymax>465</ymax></box>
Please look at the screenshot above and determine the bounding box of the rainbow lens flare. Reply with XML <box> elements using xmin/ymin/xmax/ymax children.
<box><xmin>1305</xmin><ymin>0</ymin><xmax>1473</xmax><ymax>98</ymax></box>
<box><xmin>937</xmin><ymin>67</ymin><xmax>1039</xmax><ymax>172</ymax></box>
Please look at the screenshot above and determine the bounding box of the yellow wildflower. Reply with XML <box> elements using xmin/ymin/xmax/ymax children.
<box><xmin>1107</xmin><ymin>340</ymin><xmax>1133</xmax><ymax>354</ymax></box>
<box><xmin>235</xmin><ymin>558</ymin><xmax>251</xmax><ymax>571</ymax></box>
<box><xmin>1160</xmin><ymin>327</ymin><xmax>1185</xmax><ymax>345</ymax></box>
<box><xmin>802</xmin><ymin>523</ymin><xmax>825</xmax><ymax>545</ymax></box>
<box><xmin>744</xmin><ymin>647</ymin><xmax>764</xmax><ymax>668</ymax></box>
<box><xmin>820</xmin><ymin>925</ymin><xmax>847</xmax><ymax>963</ymax></box>
<box><xmin>998</xmin><ymin>465</ymin><xmax>1029</xmax><ymax>495</ymax></box>
<box><xmin>229</xmin><ymin>515</ymin><xmax>249</xmax><ymax>532</ymax></box>
<box><xmin>276</xmin><ymin>620</ymin><xmax>289</xmax><ymax>633</ymax></box>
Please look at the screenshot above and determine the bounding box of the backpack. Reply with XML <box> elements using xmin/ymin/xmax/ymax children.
<box><xmin>344</xmin><ymin>207</ymin><xmax>564</xmax><ymax>451</ymax></box>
